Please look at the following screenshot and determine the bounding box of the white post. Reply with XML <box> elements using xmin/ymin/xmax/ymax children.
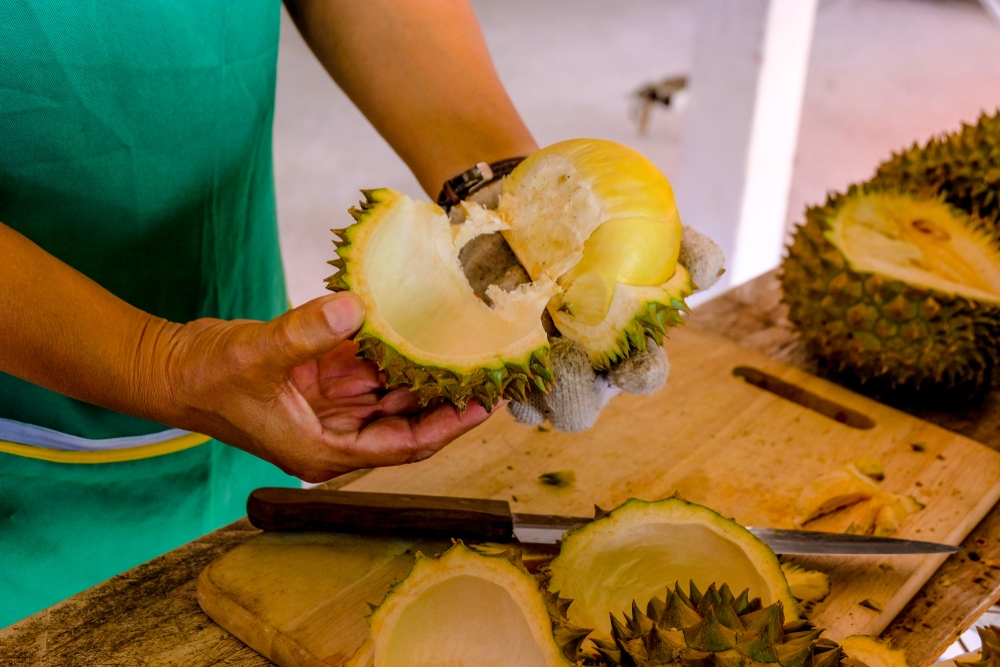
<box><xmin>675</xmin><ymin>0</ymin><xmax>818</xmax><ymax>297</ymax></box>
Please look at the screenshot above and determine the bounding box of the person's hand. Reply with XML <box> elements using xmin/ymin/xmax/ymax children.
<box><xmin>150</xmin><ymin>293</ymin><xmax>493</xmax><ymax>482</ymax></box>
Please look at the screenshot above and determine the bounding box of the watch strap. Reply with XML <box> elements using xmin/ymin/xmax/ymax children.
<box><xmin>436</xmin><ymin>156</ymin><xmax>526</xmax><ymax>211</ymax></box>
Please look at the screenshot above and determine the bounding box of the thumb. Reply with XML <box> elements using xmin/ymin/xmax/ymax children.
<box><xmin>261</xmin><ymin>292</ymin><xmax>367</xmax><ymax>368</ymax></box>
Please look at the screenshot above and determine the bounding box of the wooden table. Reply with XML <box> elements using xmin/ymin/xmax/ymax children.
<box><xmin>4</xmin><ymin>270</ymin><xmax>1000</xmax><ymax>666</ymax></box>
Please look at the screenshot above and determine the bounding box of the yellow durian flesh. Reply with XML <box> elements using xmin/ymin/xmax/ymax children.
<box><xmin>498</xmin><ymin>139</ymin><xmax>684</xmax><ymax>328</ymax></box>
<box><xmin>827</xmin><ymin>192</ymin><xmax>1000</xmax><ymax>303</ymax></box>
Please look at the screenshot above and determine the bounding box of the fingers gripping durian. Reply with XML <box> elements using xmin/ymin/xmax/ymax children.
<box><xmin>329</xmin><ymin>139</ymin><xmax>719</xmax><ymax>410</ymax></box>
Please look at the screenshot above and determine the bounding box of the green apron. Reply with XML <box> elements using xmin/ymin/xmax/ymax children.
<box><xmin>0</xmin><ymin>0</ymin><xmax>297</xmax><ymax>626</ymax></box>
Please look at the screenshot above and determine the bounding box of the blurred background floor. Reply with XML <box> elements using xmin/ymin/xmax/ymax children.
<box><xmin>273</xmin><ymin>0</ymin><xmax>1000</xmax><ymax>306</ymax></box>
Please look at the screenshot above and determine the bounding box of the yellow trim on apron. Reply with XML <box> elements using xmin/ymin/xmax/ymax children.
<box><xmin>0</xmin><ymin>432</ymin><xmax>212</xmax><ymax>464</ymax></box>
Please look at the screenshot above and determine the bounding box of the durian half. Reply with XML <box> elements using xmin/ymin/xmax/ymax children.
<box><xmin>781</xmin><ymin>187</ymin><xmax>1000</xmax><ymax>393</ymax></box>
<box><xmin>328</xmin><ymin>189</ymin><xmax>555</xmax><ymax>411</ymax></box>
<box><xmin>349</xmin><ymin>543</ymin><xmax>587</xmax><ymax>667</ymax></box>
<box><xmin>543</xmin><ymin>496</ymin><xmax>799</xmax><ymax>642</ymax></box>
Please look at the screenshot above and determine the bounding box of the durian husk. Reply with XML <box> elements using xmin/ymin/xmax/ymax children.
<box><xmin>549</xmin><ymin>267</ymin><xmax>693</xmax><ymax>370</ymax></box>
<box><xmin>780</xmin><ymin>186</ymin><xmax>1000</xmax><ymax>396</ymax></box>
<box><xmin>588</xmin><ymin>581</ymin><xmax>843</xmax><ymax>667</ymax></box>
<box><xmin>545</xmin><ymin>496</ymin><xmax>800</xmax><ymax>642</ymax></box>
<box><xmin>327</xmin><ymin>189</ymin><xmax>554</xmax><ymax>411</ymax></box>
<box><xmin>357</xmin><ymin>542</ymin><xmax>589</xmax><ymax>667</ymax></box>
<box><xmin>870</xmin><ymin>110</ymin><xmax>1000</xmax><ymax>227</ymax></box>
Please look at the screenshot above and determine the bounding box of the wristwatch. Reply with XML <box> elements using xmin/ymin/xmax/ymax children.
<box><xmin>436</xmin><ymin>157</ymin><xmax>526</xmax><ymax>211</ymax></box>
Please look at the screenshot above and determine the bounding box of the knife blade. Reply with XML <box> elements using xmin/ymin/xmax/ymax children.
<box><xmin>247</xmin><ymin>487</ymin><xmax>959</xmax><ymax>556</ymax></box>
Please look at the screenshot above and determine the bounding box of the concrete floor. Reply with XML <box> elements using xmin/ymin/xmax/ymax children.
<box><xmin>273</xmin><ymin>0</ymin><xmax>1000</xmax><ymax>306</ymax></box>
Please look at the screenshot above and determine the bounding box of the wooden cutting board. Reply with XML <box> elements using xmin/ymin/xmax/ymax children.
<box><xmin>197</xmin><ymin>325</ymin><xmax>1000</xmax><ymax>667</ymax></box>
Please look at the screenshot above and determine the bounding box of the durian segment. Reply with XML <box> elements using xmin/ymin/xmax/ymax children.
<box><xmin>871</xmin><ymin>109</ymin><xmax>1000</xmax><ymax>227</ymax></box>
<box><xmin>841</xmin><ymin>635</ymin><xmax>910</xmax><ymax>667</ymax></box>
<box><xmin>852</xmin><ymin>492</ymin><xmax>924</xmax><ymax>538</ymax></box>
<box><xmin>781</xmin><ymin>563</ymin><xmax>831</xmax><ymax>603</ymax></box>
<box><xmin>497</xmin><ymin>138</ymin><xmax>686</xmax><ymax>339</ymax></box>
<box><xmin>793</xmin><ymin>463</ymin><xmax>881</xmax><ymax>527</ymax></box>
<box><xmin>328</xmin><ymin>189</ymin><xmax>555</xmax><ymax>410</ymax></box>
<box><xmin>594</xmin><ymin>581</ymin><xmax>841</xmax><ymax>667</ymax></box>
<box><xmin>549</xmin><ymin>266</ymin><xmax>693</xmax><ymax>369</ymax></box>
<box><xmin>781</xmin><ymin>186</ymin><xmax>1000</xmax><ymax>393</ymax></box>
<box><xmin>364</xmin><ymin>543</ymin><xmax>583</xmax><ymax>667</ymax></box>
<box><xmin>545</xmin><ymin>497</ymin><xmax>799</xmax><ymax>642</ymax></box>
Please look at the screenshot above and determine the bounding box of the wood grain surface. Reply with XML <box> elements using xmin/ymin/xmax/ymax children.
<box><xmin>4</xmin><ymin>270</ymin><xmax>1000</xmax><ymax>666</ymax></box>
<box><xmin>196</xmin><ymin>323</ymin><xmax>1000</xmax><ymax>666</ymax></box>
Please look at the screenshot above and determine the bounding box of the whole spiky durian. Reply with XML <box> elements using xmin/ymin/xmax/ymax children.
<box><xmin>781</xmin><ymin>186</ymin><xmax>1000</xmax><ymax>397</ymax></box>
<box><xmin>587</xmin><ymin>581</ymin><xmax>843</xmax><ymax>667</ymax></box>
<box><xmin>870</xmin><ymin>110</ymin><xmax>1000</xmax><ymax>226</ymax></box>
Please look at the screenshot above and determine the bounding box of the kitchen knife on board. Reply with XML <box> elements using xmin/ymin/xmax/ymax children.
<box><xmin>246</xmin><ymin>487</ymin><xmax>959</xmax><ymax>556</ymax></box>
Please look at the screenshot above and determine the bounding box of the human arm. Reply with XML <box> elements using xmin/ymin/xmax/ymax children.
<box><xmin>0</xmin><ymin>223</ymin><xmax>491</xmax><ymax>481</ymax></box>
<box><xmin>283</xmin><ymin>0</ymin><xmax>538</xmax><ymax>195</ymax></box>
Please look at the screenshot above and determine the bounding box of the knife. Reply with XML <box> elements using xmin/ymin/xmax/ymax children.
<box><xmin>246</xmin><ymin>487</ymin><xmax>959</xmax><ymax>556</ymax></box>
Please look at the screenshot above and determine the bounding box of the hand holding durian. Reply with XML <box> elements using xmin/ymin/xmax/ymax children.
<box><xmin>327</xmin><ymin>139</ymin><xmax>725</xmax><ymax>431</ymax></box>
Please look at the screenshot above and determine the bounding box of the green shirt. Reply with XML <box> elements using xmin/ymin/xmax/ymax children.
<box><xmin>0</xmin><ymin>0</ymin><xmax>288</xmax><ymax>439</ymax></box>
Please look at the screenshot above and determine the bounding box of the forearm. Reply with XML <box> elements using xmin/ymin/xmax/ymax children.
<box><xmin>285</xmin><ymin>0</ymin><xmax>538</xmax><ymax>195</ymax></box>
<box><xmin>0</xmin><ymin>222</ymin><xmax>177</xmax><ymax>425</ymax></box>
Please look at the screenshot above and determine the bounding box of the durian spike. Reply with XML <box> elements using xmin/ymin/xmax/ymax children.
<box><xmin>660</xmin><ymin>587</ymin><xmax>702</xmax><ymax>631</ymax></box>
<box><xmin>683</xmin><ymin>608</ymin><xmax>737</xmax><ymax>652</ymax></box>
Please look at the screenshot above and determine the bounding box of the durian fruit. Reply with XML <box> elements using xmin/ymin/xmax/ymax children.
<box><xmin>353</xmin><ymin>542</ymin><xmax>590</xmax><ymax>667</ymax></box>
<box><xmin>870</xmin><ymin>110</ymin><xmax>1000</xmax><ymax>227</ymax></box>
<box><xmin>494</xmin><ymin>139</ymin><xmax>694</xmax><ymax>369</ymax></box>
<box><xmin>781</xmin><ymin>186</ymin><xmax>1000</xmax><ymax>394</ymax></box>
<box><xmin>328</xmin><ymin>188</ymin><xmax>556</xmax><ymax>411</ymax></box>
<box><xmin>544</xmin><ymin>497</ymin><xmax>799</xmax><ymax>642</ymax></box>
<box><xmin>590</xmin><ymin>581</ymin><xmax>843</xmax><ymax>667</ymax></box>
<box><xmin>840</xmin><ymin>635</ymin><xmax>910</xmax><ymax>667</ymax></box>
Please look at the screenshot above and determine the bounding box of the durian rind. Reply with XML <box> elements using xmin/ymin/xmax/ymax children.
<box><xmin>595</xmin><ymin>581</ymin><xmax>841</xmax><ymax>667</ymax></box>
<box><xmin>550</xmin><ymin>266</ymin><xmax>693</xmax><ymax>370</ymax></box>
<box><xmin>545</xmin><ymin>496</ymin><xmax>799</xmax><ymax>642</ymax></box>
<box><xmin>841</xmin><ymin>635</ymin><xmax>910</xmax><ymax>667</ymax></box>
<box><xmin>327</xmin><ymin>189</ymin><xmax>554</xmax><ymax>411</ymax></box>
<box><xmin>365</xmin><ymin>542</ymin><xmax>584</xmax><ymax>667</ymax></box>
<box><xmin>781</xmin><ymin>186</ymin><xmax>1000</xmax><ymax>394</ymax></box>
<box><xmin>871</xmin><ymin>110</ymin><xmax>1000</xmax><ymax>227</ymax></box>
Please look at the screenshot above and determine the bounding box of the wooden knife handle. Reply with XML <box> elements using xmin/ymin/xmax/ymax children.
<box><xmin>246</xmin><ymin>487</ymin><xmax>515</xmax><ymax>542</ymax></box>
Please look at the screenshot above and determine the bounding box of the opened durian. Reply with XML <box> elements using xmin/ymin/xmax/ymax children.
<box><xmin>871</xmin><ymin>110</ymin><xmax>1000</xmax><ymax>227</ymax></box>
<box><xmin>543</xmin><ymin>497</ymin><xmax>799</xmax><ymax>643</ymax></box>
<box><xmin>781</xmin><ymin>187</ymin><xmax>1000</xmax><ymax>394</ymax></box>
<box><xmin>350</xmin><ymin>542</ymin><xmax>590</xmax><ymax>667</ymax></box>
<box><xmin>328</xmin><ymin>139</ymin><xmax>696</xmax><ymax>410</ymax></box>
<box><xmin>494</xmin><ymin>139</ymin><xmax>693</xmax><ymax>369</ymax></box>
<box><xmin>591</xmin><ymin>582</ymin><xmax>842</xmax><ymax>667</ymax></box>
